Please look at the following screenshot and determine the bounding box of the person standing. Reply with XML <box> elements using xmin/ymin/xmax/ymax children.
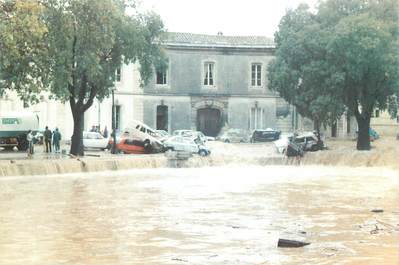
<box><xmin>53</xmin><ymin>128</ymin><xmax>61</xmax><ymax>153</ymax></box>
<box><xmin>26</xmin><ymin>130</ymin><xmax>34</xmax><ymax>157</ymax></box>
<box><xmin>44</xmin><ymin>126</ymin><xmax>52</xmax><ymax>153</ymax></box>
<box><xmin>103</xmin><ymin>126</ymin><xmax>108</xmax><ymax>138</ymax></box>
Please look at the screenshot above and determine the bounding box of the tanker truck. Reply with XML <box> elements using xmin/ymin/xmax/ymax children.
<box><xmin>0</xmin><ymin>112</ymin><xmax>39</xmax><ymax>151</ymax></box>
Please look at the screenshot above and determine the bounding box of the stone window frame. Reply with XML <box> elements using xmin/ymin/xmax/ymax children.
<box><xmin>155</xmin><ymin>59</ymin><xmax>171</xmax><ymax>89</ymax></box>
<box><xmin>202</xmin><ymin>60</ymin><xmax>217</xmax><ymax>89</ymax></box>
<box><xmin>249</xmin><ymin>62</ymin><xmax>265</xmax><ymax>90</ymax></box>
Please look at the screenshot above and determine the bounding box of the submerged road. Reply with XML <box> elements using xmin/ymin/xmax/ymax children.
<box><xmin>0</xmin><ymin>166</ymin><xmax>397</xmax><ymax>264</ymax></box>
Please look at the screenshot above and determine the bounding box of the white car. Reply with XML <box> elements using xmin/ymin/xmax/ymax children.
<box><xmin>83</xmin><ymin>131</ymin><xmax>109</xmax><ymax>150</ymax></box>
<box><xmin>173</xmin><ymin>130</ymin><xmax>213</xmax><ymax>143</ymax></box>
<box><xmin>163</xmin><ymin>136</ymin><xmax>211</xmax><ymax>156</ymax></box>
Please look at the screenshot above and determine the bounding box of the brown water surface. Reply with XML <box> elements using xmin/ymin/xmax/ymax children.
<box><xmin>0</xmin><ymin>166</ymin><xmax>397</xmax><ymax>264</ymax></box>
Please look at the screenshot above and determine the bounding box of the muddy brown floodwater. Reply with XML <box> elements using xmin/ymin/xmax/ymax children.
<box><xmin>0</xmin><ymin>166</ymin><xmax>397</xmax><ymax>265</ymax></box>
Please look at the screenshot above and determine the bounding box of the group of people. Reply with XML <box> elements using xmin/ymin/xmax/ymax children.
<box><xmin>44</xmin><ymin>126</ymin><xmax>62</xmax><ymax>153</ymax></box>
<box><xmin>26</xmin><ymin>126</ymin><xmax>62</xmax><ymax>156</ymax></box>
<box><xmin>90</xmin><ymin>125</ymin><xmax>108</xmax><ymax>138</ymax></box>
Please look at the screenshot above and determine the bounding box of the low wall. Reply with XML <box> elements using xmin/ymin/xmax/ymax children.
<box><xmin>1</xmin><ymin>138</ymin><xmax>398</xmax><ymax>177</ymax></box>
<box><xmin>0</xmin><ymin>156</ymin><xmax>167</xmax><ymax>177</ymax></box>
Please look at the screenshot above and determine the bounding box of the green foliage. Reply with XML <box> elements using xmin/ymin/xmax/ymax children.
<box><xmin>269</xmin><ymin>0</ymin><xmax>399</xmax><ymax>149</ymax></box>
<box><xmin>0</xmin><ymin>0</ymin><xmax>165</xmax><ymax>155</ymax></box>
<box><xmin>268</xmin><ymin>4</ymin><xmax>345</xmax><ymax>131</ymax></box>
<box><xmin>0</xmin><ymin>0</ymin><xmax>48</xmax><ymax>102</ymax></box>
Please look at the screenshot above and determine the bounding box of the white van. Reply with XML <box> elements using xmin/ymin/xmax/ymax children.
<box><xmin>123</xmin><ymin>120</ymin><xmax>164</xmax><ymax>152</ymax></box>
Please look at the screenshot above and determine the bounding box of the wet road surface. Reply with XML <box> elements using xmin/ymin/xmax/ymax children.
<box><xmin>0</xmin><ymin>166</ymin><xmax>397</xmax><ymax>264</ymax></box>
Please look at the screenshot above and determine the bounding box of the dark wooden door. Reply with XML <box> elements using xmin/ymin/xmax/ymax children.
<box><xmin>156</xmin><ymin>105</ymin><xmax>168</xmax><ymax>131</ymax></box>
<box><xmin>197</xmin><ymin>108</ymin><xmax>221</xmax><ymax>137</ymax></box>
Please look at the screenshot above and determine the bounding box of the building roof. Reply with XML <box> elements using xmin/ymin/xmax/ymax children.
<box><xmin>162</xmin><ymin>32</ymin><xmax>275</xmax><ymax>49</ymax></box>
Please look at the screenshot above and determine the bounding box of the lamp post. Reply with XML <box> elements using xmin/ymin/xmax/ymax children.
<box><xmin>111</xmin><ymin>88</ymin><xmax>117</xmax><ymax>154</ymax></box>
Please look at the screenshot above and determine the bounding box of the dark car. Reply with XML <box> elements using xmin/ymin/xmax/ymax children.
<box><xmin>250</xmin><ymin>128</ymin><xmax>281</xmax><ymax>143</ymax></box>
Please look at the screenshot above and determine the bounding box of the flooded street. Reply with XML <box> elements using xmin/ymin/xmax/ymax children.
<box><xmin>0</xmin><ymin>166</ymin><xmax>397</xmax><ymax>265</ymax></box>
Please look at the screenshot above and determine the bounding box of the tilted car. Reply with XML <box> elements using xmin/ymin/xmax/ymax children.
<box><xmin>163</xmin><ymin>136</ymin><xmax>211</xmax><ymax>156</ymax></box>
<box><xmin>294</xmin><ymin>132</ymin><xmax>324</xmax><ymax>151</ymax></box>
<box><xmin>250</xmin><ymin>128</ymin><xmax>281</xmax><ymax>143</ymax></box>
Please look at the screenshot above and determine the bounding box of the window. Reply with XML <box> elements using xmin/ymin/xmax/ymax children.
<box><xmin>204</xmin><ymin>62</ymin><xmax>214</xmax><ymax>86</ymax></box>
<box><xmin>156</xmin><ymin>69</ymin><xmax>167</xmax><ymax>85</ymax></box>
<box><xmin>249</xmin><ymin>107</ymin><xmax>265</xmax><ymax>130</ymax></box>
<box><xmin>251</xmin><ymin>63</ymin><xmax>262</xmax><ymax>87</ymax></box>
<box><xmin>115</xmin><ymin>67</ymin><xmax>121</xmax><ymax>82</ymax></box>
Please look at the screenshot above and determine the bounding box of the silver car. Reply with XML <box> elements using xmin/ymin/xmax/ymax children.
<box><xmin>219</xmin><ymin>129</ymin><xmax>250</xmax><ymax>143</ymax></box>
<box><xmin>163</xmin><ymin>136</ymin><xmax>211</xmax><ymax>156</ymax></box>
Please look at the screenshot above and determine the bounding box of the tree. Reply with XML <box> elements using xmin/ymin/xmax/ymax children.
<box><xmin>323</xmin><ymin>0</ymin><xmax>399</xmax><ymax>150</ymax></box>
<box><xmin>1</xmin><ymin>0</ymin><xmax>165</xmax><ymax>156</ymax></box>
<box><xmin>268</xmin><ymin>4</ymin><xmax>345</xmax><ymax>145</ymax></box>
<box><xmin>0</xmin><ymin>0</ymin><xmax>48</xmax><ymax>102</ymax></box>
<box><xmin>269</xmin><ymin>0</ymin><xmax>399</xmax><ymax>150</ymax></box>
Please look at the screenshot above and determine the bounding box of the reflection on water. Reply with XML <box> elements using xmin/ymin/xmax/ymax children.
<box><xmin>0</xmin><ymin>166</ymin><xmax>397</xmax><ymax>265</ymax></box>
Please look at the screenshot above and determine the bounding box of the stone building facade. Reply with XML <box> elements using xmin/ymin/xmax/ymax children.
<box><xmin>1</xmin><ymin>32</ymin><xmax>364</xmax><ymax>139</ymax></box>
<box><xmin>139</xmin><ymin>32</ymin><xmax>294</xmax><ymax>136</ymax></box>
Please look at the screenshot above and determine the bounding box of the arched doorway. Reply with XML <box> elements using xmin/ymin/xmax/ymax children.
<box><xmin>156</xmin><ymin>105</ymin><xmax>168</xmax><ymax>131</ymax></box>
<box><xmin>197</xmin><ymin>108</ymin><xmax>222</xmax><ymax>137</ymax></box>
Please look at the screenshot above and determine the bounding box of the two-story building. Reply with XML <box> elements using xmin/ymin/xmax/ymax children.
<box><xmin>1</xmin><ymin>32</ymin><xmax>361</xmax><ymax>139</ymax></box>
<box><xmin>137</xmin><ymin>32</ymin><xmax>294</xmax><ymax>137</ymax></box>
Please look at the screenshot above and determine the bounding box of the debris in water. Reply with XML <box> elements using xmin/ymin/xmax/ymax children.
<box><xmin>371</xmin><ymin>209</ymin><xmax>384</xmax><ymax>213</ymax></box>
<box><xmin>171</xmin><ymin>258</ymin><xmax>188</xmax><ymax>262</ymax></box>
<box><xmin>278</xmin><ymin>238</ymin><xmax>310</xmax><ymax>248</ymax></box>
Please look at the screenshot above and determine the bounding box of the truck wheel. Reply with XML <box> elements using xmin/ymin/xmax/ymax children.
<box><xmin>17</xmin><ymin>138</ymin><xmax>28</xmax><ymax>151</ymax></box>
<box><xmin>198</xmin><ymin>149</ymin><xmax>207</xmax><ymax>156</ymax></box>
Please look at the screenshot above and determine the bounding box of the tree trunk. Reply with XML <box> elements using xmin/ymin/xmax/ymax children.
<box><xmin>70</xmin><ymin>104</ymin><xmax>84</xmax><ymax>156</ymax></box>
<box><xmin>314</xmin><ymin>119</ymin><xmax>323</xmax><ymax>148</ymax></box>
<box><xmin>355</xmin><ymin>113</ymin><xmax>371</xmax><ymax>151</ymax></box>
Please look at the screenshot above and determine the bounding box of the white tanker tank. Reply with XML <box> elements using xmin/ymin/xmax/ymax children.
<box><xmin>0</xmin><ymin>112</ymin><xmax>39</xmax><ymax>151</ymax></box>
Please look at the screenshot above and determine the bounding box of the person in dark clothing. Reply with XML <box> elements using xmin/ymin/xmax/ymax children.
<box><xmin>53</xmin><ymin>128</ymin><xmax>61</xmax><ymax>153</ymax></box>
<box><xmin>44</xmin><ymin>126</ymin><xmax>52</xmax><ymax>153</ymax></box>
<box><xmin>103</xmin><ymin>126</ymin><xmax>108</xmax><ymax>138</ymax></box>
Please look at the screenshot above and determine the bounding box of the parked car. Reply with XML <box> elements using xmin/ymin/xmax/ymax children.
<box><xmin>250</xmin><ymin>128</ymin><xmax>281</xmax><ymax>142</ymax></box>
<box><xmin>155</xmin><ymin>130</ymin><xmax>170</xmax><ymax>142</ymax></box>
<box><xmin>83</xmin><ymin>131</ymin><xmax>109</xmax><ymax>150</ymax></box>
<box><xmin>219</xmin><ymin>129</ymin><xmax>250</xmax><ymax>143</ymax></box>
<box><xmin>163</xmin><ymin>136</ymin><xmax>211</xmax><ymax>156</ymax></box>
<box><xmin>294</xmin><ymin>132</ymin><xmax>323</xmax><ymax>151</ymax></box>
<box><xmin>274</xmin><ymin>132</ymin><xmax>323</xmax><ymax>153</ymax></box>
<box><xmin>273</xmin><ymin>133</ymin><xmax>294</xmax><ymax>153</ymax></box>
<box><xmin>173</xmin><ymin>130</ymin><xmax>196</xmax><ymax>138</ymax></box>
<box><xmin>173</xmin><ymin>130</ymin><xmax>210</xmax><ymax>144</ymax></box>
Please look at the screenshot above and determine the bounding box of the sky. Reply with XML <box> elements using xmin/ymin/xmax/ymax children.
<box><xmin>137</xmin><ymin>0</ymin><xmax>318</xmax><ymax>37</ymax></box>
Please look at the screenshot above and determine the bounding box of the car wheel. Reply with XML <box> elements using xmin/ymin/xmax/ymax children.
<box><xmin>166</xmin><ymin>147</ymin><xmax>174</xmax><ymax>151</ymax></box>
<box><xmin>198</xmin><ymin>149</ymin><xmax>207</xmax><ymax>156</ymax></box>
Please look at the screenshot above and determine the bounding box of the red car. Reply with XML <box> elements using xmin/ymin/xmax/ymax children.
<box><xmin>116</xmin><ymin>138</ymin><xmax>147</xmax><ymax>154</ymax></box>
